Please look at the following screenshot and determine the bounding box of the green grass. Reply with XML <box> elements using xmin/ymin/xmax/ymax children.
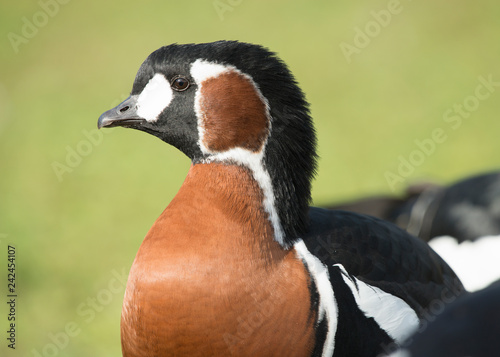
<box><xmin>1</xmin><ymin>0</ymin><xmax>499</xmax><ymax>355</ymax></box>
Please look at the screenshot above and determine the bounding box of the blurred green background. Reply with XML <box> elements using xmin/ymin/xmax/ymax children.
<box><xmin>1</xmin><ymin>0</ymin><xmax>499</xmax><ymax>355</ymax></box>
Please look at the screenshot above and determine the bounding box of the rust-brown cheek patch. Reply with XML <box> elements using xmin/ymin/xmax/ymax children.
<box><xmin>198</xmin><ymin>70</ymin><xmax>269</xmax><ymax>152</ymax></box>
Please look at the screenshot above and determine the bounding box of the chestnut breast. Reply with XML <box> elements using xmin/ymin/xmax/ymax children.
<box><xmin>121</xmin><ymin>163</ymin><xmax>316</xmax><ymax>357</ymax></box>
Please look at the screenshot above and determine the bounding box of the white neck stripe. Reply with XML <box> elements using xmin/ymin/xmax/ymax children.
<box><xmin>200</xmin><ymin>148</ymin><xmax>286</xmax><ymax>246</ymax></box>
<box><xmin>294</xmin><ymin>240</ymin><xmax>337</xmax><ymax>357</ymax></box>
<box><xmin>190</xmin><ymin>59</ymin><xmax>285</xmax><ymax>246</ymax></box>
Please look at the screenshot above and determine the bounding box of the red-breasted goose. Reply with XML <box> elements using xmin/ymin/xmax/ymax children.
<box><xmin>98</xmin><ymin>41</ymin><xmax>465</xmax><ymax>357</ymax></box>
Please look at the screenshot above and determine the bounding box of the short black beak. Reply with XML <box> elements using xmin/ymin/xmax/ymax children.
<box><xmin>98</xmin><ymin>95</ymin><xmax>146</xmax><ymax>129</ymax></box>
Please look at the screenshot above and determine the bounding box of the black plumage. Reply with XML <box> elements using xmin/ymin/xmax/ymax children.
<box><xmin>327</xmin><ymin>171</ymin><xmax>500</xmax><ymax>242</ymax></box>
<box><xmin>421</xmin><ymin>171</ymin><xmax>500</xmax><ymax>242</ymax></box>
<box><xmin>394</xmin><ymin>280</ymin><xmax>500</xmax><ymax>357</ymax></box>
<box><xmin>304</xmin><ymin>208</ymin><xmax>464</xmax><ymax>316</ymax></box>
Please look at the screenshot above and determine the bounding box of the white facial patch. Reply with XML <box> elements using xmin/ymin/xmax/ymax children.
<box><xmin>336</xmin><ymin>264</ymin><xmax>419</xmax><ymax>344</ymax></box>
<box><xmin>136</xmin><ymin>73</ymin><xmax>173</xmax><ymax>122</ymax></box>
<box><xmin>190</xmin><ymin>59</ymin><xmax>232</xmax><ymax>83</ymax></box>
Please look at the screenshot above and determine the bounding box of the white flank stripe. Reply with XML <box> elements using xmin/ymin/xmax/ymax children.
<box><xmin>294</xmin><ymin>240</ymin><xmax>337</xmax><ymax>357</ymax></box>
<box><xmin>336</xmin><ymin>264</ymin><xmax>419</xmax><ymax>344</ymax></box>
<box><xmin>387</xmin><ymin>349</ymin><xmax>412</xmax><ymax>357</ymax></box>
<box><xmin>137</xmin><ymin>73</ymin><xmax>173</xmax><ymax>122</ymax></box>
<box><xmin>430</xmin><ymin>235</ymin><xmax>500</xmax><ymax>292</ymax></box>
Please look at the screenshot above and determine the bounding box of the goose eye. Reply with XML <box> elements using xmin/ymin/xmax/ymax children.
<box><xmin>171</xmin><ymin>76</ymin><xmax>190</xmax><ymax>91</ymax></box>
